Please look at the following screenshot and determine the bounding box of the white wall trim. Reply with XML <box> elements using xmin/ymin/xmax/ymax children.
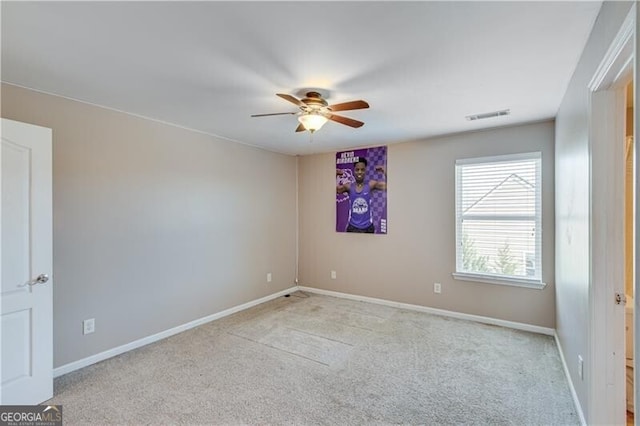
<box><xmin>555</xmin><ymin>331</ymin><xmax>587</xmax><ymax>426</ymax></box>
<box><xmin>588</xmin><ymin>5</ymin><xmax>635</xmax><ymax>91</ymax></box>
<box><xmin>53</xmin><ymin>286</ymin><xmax>298</xmax><ymax>378</ymax></box>
<box><xmin>298</xmin><ymin>286</ymin><xmax>555</xmax><ymax>336</ymax></box>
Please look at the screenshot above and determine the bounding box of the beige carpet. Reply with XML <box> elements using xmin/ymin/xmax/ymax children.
<box><xmin>48</xmin><ymin>292</ymin><xmax>578</xmax><ymax>425</ymax></box>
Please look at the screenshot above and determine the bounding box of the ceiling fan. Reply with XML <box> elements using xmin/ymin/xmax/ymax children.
<box><xmin>251</xmin><ymin>92</ymin><xmax>369</xmax><ymax>133</ymax></box>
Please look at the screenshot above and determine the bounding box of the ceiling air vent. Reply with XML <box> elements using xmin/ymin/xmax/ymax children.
<box><xmin>466</xmin><ymin>109</ymin><xmax>510</xmax><ymax>121</ymax></box>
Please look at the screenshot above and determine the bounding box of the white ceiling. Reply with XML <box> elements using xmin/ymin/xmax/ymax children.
<box><xmin>1</xmin><ymin>1</ymin><xmax>602</xmax><ymax>155</ymax></box>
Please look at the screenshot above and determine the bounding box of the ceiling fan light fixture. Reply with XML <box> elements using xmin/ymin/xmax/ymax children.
<box><xmin>253</xmin><ymin>92</ymin><xmax>368</xmax><ymax>132</ymax></box>
<box><xmin>298</xmin><ymin>113</ymin><xmax>328</xmax><ymax>133</ymax></box>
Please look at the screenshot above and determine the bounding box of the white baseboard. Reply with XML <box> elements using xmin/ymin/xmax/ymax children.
<box><xmin>53</xmin><ymin>286</ymin><xmax>298</xmax><ymax>378</ymax></box>
<box><xmin>298</xmin><ymin>286</ymin><xmax>555</xmax><ymax>336</ymax></box>
<box><xmin>554</xmin><ymin>331</ymin><xmax>586</xmax><ymax>426</ymax></box>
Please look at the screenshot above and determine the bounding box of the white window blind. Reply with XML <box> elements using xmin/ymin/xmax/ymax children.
<box><xmin>455</xmin><ymin>152</ymin><xmax>542</xmax><ymax>285</ymax></box>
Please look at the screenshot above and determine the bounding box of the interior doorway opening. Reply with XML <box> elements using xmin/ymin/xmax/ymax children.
<box><xmin>625</xmin><ymin>80</ymin><xmax>635</xmax><ymax>426</ymax></box>
<box><xmin>586</xmin><ymin>5</ymin><xmax>635</xmax><ymax>423</ymax></box>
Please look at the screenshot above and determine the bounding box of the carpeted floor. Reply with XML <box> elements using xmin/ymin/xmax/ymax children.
<box><xmin>48</xmin><ymin>292</ymin><xmax>579</xmax><ymax>425</ymax></box>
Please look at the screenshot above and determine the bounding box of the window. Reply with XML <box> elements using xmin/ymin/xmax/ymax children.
<box><xmin>454</xmin><ymin>152</ymin><xmax>544</xmax><ymax>289</ymax></box>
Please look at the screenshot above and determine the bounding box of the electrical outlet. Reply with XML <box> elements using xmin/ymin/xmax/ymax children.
<box><xmin>578</xmin><ymin>355</ymin><xmax>583</xmax><ymax>380</ymax></box>
<box><xmin>331</xmin><ymin>270</ymin><xmax>337</xmax><ymax>279</ymax></box>
<box><xmin>267</xmin><ymin>273</ymin><xmax>272</xmax><ymax>283</ymax></box>
<box><xmin>83</xmin><ymin>318</ymin><xmax>95</xmax><ymax>335</ymax></box>
<box><xmin>434</xmin><ymin>282</ymin><xmax>442</xmax><ymax>294</ymax></box>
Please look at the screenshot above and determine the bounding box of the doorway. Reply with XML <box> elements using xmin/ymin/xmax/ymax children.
<box><xmin>587</xmin><ymin>4</ymin><xmax>635</xmax><ymax>424</ymax></box>
<box><xmin>625</xmin><ymin>81</ymin><xmax>635</xmax><ymax>426</ymax></box>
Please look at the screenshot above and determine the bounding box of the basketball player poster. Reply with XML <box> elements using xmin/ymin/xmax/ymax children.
<box><xmin>335</xmin><ymin>146</ymin><xmax>387</xmax><ymax>234</ymax></box>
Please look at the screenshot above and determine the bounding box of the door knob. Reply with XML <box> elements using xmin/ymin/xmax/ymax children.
<box><xmin>27</xmin><ymin>274</ymin><xmax>49</xmax><ymax>286</ymax></box>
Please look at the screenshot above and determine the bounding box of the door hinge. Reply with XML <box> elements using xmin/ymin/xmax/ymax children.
<box><xmin>615</xmin><ymin>292</ymin><xmax>627</xmax><ymax>305</ymax></box>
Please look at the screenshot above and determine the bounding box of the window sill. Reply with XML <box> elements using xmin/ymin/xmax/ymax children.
<box><xmin>452</xmin><ymin>272</ymin><xmax>546</xmax><ymax>290</ymax></box>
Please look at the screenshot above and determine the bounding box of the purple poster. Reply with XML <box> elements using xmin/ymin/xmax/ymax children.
<box><xmin>336</xmin><ymin>146</ymin><xmax>387</xmax><ymax>234</ymax></box>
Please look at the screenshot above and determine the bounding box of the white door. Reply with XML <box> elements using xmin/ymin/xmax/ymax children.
<box><xmin>0</xmin><ymin>118</ymin><xmax>53</xmax><ymax>405</ymax></box>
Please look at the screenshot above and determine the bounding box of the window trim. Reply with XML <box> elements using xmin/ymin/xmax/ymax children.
<box><xmin>452</xmin><ymin>272</ymin><xmax>546</xmax><ymax>289</ymax></box>
<box><xmin>454</xmin><ymin>151</ymin><xmax>543</xmax><ymax>289</ymax></box>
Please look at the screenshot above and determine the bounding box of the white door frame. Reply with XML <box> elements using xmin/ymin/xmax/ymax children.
<box><xmin>588</xmin><ymin>4</ymin><xmax>635</xmax><ymax>424</ymax></box>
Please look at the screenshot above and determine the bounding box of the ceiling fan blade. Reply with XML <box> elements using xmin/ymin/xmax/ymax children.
<box><xmin>328</xmin><ymin>100</ymin><xmax>369</xmax><ymax>112</ymax></box>
<box><xmin>295</xmin><ymin>123</ymin><xmax>306</xmax><ymax>133</ymax></box>
<box><xmin>277</xmin><ymin>93</ymin><xmax>305</xmax><ymax>107</ymax></box>
<box><xmin>327</xmin><ymin>114</ymin><xmax>364</xmax><ymax>128</ymax></box>
<box><xmin>251</xmin><ymin>112</ymin><xmax>297</xmax><ymax>117</ymax></box>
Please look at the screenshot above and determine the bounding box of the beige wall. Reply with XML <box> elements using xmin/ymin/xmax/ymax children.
<box><xmin>554</xmin><ymin>1</ymin><xmax>633</xmax><ymax>420</ymax></box>
<box><xmin>1</xmin><ymin>84</ymin><xmax>297</xmax><ymax>368</ymax></box>
<box><xmin>299</xmin><ymin>121</ymin><xmax>555</xmax><ymax>328</ymax></box>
